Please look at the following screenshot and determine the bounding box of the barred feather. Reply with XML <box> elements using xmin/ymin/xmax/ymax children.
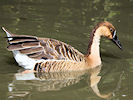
<box><xmin>2</xmin><ymin>27</ymin><xmax>85</xmax><ymax>71</ymax></box>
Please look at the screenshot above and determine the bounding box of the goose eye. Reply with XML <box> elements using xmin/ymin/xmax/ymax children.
<box><xmin>110</xmin><ymin>28</ymin><xmax>113</xmax><ymax>32</ymax></box>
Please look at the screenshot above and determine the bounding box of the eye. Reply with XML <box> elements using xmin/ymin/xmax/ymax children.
<box><xmin>110</xmin><ymin>28</ymin><xmax>113</xmax><ymax>32</ymax></box>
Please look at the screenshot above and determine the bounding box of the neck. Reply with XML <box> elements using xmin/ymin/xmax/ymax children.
<box><xmin>86</xmin><ymin>30</ymin><xmax>101</xmax><ymax>67</ymax></box>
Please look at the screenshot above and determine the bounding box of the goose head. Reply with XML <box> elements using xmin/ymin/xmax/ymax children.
<box><xmin>95</xmin><ymin>21</ymin><xmax>122</xmax><ymax>50</ymax></box>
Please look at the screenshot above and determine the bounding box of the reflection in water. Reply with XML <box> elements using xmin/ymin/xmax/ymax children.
<box><xmin>89</xmin><ymin>66</ymin><xmax>112</xmax><ymax>98</ymax></box>
<box><xmin>7</xmin><ymin>66</ymin><xmax>113</xmax><ymax>99</ymax></box>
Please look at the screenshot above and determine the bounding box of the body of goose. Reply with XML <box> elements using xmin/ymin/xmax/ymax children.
<box><xmin>2</xmin><ymin>21</ymin><xmax>122</xmax><ymax>72</ymax></box>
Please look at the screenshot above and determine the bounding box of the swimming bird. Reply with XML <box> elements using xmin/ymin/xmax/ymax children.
<box><xmin>2</xmin><ymin>21</ymin><xmax>122</xmax><ymax>72</ymax></box>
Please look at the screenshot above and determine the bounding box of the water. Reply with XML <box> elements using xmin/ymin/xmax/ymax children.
<box><xmin>0</xmin><ymin>0</ymin><xmax>133</xmax><ymax>100</ymax></box>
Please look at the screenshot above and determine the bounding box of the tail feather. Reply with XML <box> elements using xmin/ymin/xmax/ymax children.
<box><xmin>2</xmin><ymin>27</ymin><xmax>39</xmax><ymax>45</ymax></box>
<box><xmin>8</xmin><ymin>38</ymin><xmax>38</xmax><ymax>44</ymax></box>
<box><xmin>2</xmin><ymin>27</ymin><xmax>41</xmax><ymax>70</ymax></box>
<box><xmin>2</xmin><ymin>27</ymin><xmax>13</xmax><ymax>41</ymax></box>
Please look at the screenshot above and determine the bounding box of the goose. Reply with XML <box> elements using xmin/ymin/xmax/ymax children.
<box><xmin>2</xmin><ymin>21</ymin><xmax>122</xmax><ymax>72</ymax></box>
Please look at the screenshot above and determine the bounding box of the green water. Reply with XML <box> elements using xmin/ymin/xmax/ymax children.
<box><xmin>0</xmin><ymin>0</ymin><xmax>133</xmax><ymax>100</ymax></box>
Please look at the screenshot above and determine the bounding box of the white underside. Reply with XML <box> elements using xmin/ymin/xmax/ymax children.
<box><xmin>13</xmin><ymin>51</ymin><xmax>38</xmax><ymax>70</ymax></box>
<box><xmin>12</xmin><ymin>51</ymin><xmax>75</xmax><ymax>70</ymax></box>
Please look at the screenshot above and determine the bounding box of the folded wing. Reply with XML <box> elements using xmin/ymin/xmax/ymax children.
<box><xmin>2</xmin><ymin>27</ymin><xmax>84</xmax><ymax>62</ymax></box>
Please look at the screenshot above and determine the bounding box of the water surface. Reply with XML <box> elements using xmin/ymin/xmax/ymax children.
<box><xmin>0</xmin><ymin>0</ymin><xmax>133</xmax><ymax>100</ymax></box>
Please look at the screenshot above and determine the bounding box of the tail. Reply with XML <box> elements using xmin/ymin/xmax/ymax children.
<box><xmin>2</xmin><ymin>27</ymin><xmax>14</xmax><ymax>41</ymax></box>
<box><xmin>2</xmin><ymin>27</ymin><xmax>38</xmax><ymax>70</ymax></box>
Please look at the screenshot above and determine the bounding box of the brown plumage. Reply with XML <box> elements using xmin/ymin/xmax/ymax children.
<box><xmin>2</xmin><ymin>21</ymin><xmax>122</xmax><ymax>72</ymax></box>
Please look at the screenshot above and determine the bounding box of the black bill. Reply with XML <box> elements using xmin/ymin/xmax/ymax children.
<box><xmin>112</xmin><ymin>31</ymin><xmax>122</xmax><ymax>50</ymax></box>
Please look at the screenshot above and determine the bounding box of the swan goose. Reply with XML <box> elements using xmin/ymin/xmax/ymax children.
<box><xmin>2</xmin><ymin>21</ymin><xmax>122</xmax><ymax>72</ymax></box>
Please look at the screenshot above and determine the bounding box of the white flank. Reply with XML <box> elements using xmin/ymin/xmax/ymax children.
<box><xmin>13</xmin><ymin>51</ymin><xmax>37</xmax><ymax>70</ymax></box>
<box><xmin>12</xmin><ymin>51</ymin><xmax>75</xmax><ymax>70</ymax></box>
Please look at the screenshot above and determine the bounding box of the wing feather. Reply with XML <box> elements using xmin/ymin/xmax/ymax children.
<box><xmin>3</xmin><ymin>28</ymin><xmax>84</xmax><ymax>61</ymax></box>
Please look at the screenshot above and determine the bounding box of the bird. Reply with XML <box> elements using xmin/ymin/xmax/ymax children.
<box><xmin>2</xmin><ymin>21</ymin><xmax>122</xmax><ymax>73</ymax></box>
